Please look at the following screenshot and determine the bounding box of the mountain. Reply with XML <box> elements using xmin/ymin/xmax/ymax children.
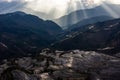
<box><xmin>0</xmin><ymin>11</ymin><xmax>62</xmax><ymax>60</ymax></box>
<box><xmin>52</xmin><ymin>18</ymin><xmax>120</xmax><ymax>54</ymax></box>
<box><xmin>68</xmin><ymin>16</ymin><xmax>113</xmax><ymax>30</ymax></box>
<box><xmin>53</xmin><ymin>4</ymin><xmax>120</xmax><ymax>28</ymax></box>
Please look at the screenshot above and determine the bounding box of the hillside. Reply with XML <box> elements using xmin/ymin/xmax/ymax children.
<box><xmin>52</xmin><ymin>19</ymin><xmax>120</xmax><ymax>54</ymax></box>
<box><xmin>0</xmin><ymin>11</ymin><xmax>62</xmax><ymax>60</ymax></box>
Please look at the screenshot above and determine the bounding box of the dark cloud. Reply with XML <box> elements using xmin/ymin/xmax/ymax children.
<box><xmin>0</xmin><ymin>0</ymin><xmax>27</xmax><ymax>14</ymax></box>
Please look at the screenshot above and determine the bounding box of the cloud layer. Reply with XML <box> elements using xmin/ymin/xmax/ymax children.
<box><xmin>0</xmin><ymin>0</ymin><xmax>119</xmax><ymax>19</ymax></box>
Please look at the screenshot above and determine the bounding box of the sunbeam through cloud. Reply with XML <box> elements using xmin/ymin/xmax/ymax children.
<box><xmin>0</xmin><ymin>0</ymin><xmax>120</xmax><ymax>19</ymax></box>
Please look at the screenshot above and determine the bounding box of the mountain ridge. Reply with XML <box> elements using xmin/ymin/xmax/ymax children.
<box><xmin>52</xmin><ymin>18</ymin><xmax>120</xmax><ymax>54</ymax></box>
<box><xmin>53</xmin><ymin>4</ymin><xmax>120</xmax><ymax>29</ymax></box>
<box><xmin>0</xmin><ymin>11</ymin><xmax>62</xmax><ymax>60</ymax></box>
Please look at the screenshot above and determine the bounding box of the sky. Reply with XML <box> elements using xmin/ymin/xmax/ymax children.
<box><xmin>0</xmin><ymin>0</ymin><xmax>120</xmax><ymax>19</ymax></box>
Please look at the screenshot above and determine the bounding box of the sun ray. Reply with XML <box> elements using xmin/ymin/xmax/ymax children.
<box><xmin>80</xmin><ymin>0</ymin><xmax>88</xmax><ymax>19</ymax></box>
<box><xmin>1</xmin><ymin>0</ymin><xmax>120</xmax><ymax>19</ymax></box>
<box><xmin>101</xmin><ymin>3</ymin><xmax>119</xmax><ymax>18</ymax></box>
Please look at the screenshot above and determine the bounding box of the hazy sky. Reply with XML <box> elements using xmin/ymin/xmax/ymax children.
<box><xmin>0</xmin><ymin>0</ymin><xmax>120</xmax><ymax>19</ymax></box>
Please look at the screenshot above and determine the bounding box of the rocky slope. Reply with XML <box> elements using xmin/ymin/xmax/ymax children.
<box><xmin>0</xmin><ymin>49</ymin><xmax>120</xmax><ymax>80</ymax></box>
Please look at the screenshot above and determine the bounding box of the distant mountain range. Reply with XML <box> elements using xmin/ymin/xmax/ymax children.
<box><xmin>68</xmin><ymin>16</ymin><xmax>113</xmax><ymax>30</ymax></box>
<box><xmin>0</xmin><ymin>11</ymin><xmax>62</xmax><ymax>60</ymax></box>
<box><xmin>53</xmin><ymin>4</ymin><xmax>120</xmax><ymax>29</ymax></box>
<box><xmin>52</xmin><ymin>18</ymin><xmax>120</xmax><ymax>54</ymax></box>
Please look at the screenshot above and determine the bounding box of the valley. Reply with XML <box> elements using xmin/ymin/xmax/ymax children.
<box><xmin>0</xmin><ymin>3</ymin><xmax>120</xmax><ymax>79</ymax></box>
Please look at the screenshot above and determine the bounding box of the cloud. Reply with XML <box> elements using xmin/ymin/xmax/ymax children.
<box><xmin>0</xmin><ymin>0</ymin><xmax>19</xmax><ymax>2</ymax></box>
<box><xmin>0</xmin><ymin>0</ymin><xmax>73</xmax><ymax>19</ymax></box>
<box><xmin>0</xmin><ymin>0</ymin><xmax>27</xmax><ymax>14</ymax></box>
<box><xmin>0</xmin><ymin>0</ymin><xmax>120</xmax><ymax>19</ymax></box>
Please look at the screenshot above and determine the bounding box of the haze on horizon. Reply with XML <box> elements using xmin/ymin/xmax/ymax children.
<box><xmin>0</xmin><ymin>0</ymin><xmax>120</xmax><ymax>19</ymax></box>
